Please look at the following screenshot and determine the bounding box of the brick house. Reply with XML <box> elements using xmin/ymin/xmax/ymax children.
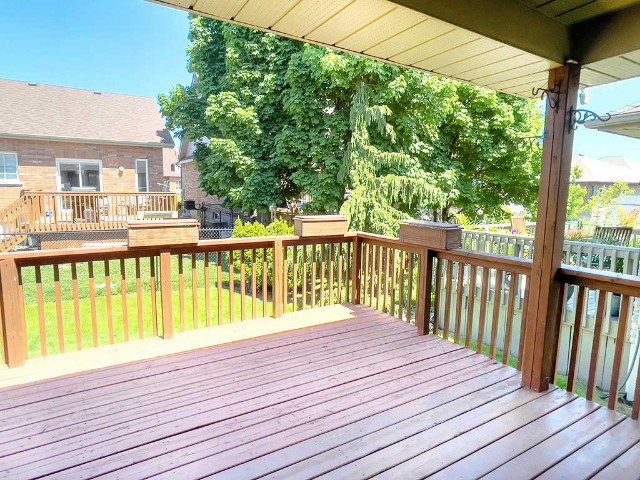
<box><xmin>0</xmin><ymin>78</ymin><xmax>174</xmax><ymax>210</ymax></box>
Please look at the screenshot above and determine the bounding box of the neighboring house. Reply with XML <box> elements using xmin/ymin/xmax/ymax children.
<box><xmin>0</xmin><ymin>78</ymin><xmax>174</xmax><ymax>210</ymax></box>
<box><xmin>177</xmin><ymin>137</ymin><xmax>237</xmax><ymax>227</ymax></box>
<box><xmin>572</xmin><ymin>154</ymin><xmax>640</xmax><ymax>200</ymax></box>
<box><xmin>586</xmin><ymin>101</ymin><xmax>640</xmax><ymax>140</ymax></box>
<box><xmin>162</xmin><ymin>148</ymin><xmax>181</xmax><ymax>193</ymax></box>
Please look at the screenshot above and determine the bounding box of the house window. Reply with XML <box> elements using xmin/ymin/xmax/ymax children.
<box><xmin>170</xmin><ymin>164</ymin><xmax>176</xmax><ymax>172</ymax></box>
<box><xmin>136</xmin><ymin>159</ymin><xmax>149</xmax><ymax>192</ymax></box>
<box><xmin>57</xmin><ymin>159</ymin><xmax>102</xmax><ymax>191</ymax></box>
<box><xmin>0</xmin><ymin>152</ymin><xmax>19</xmax><ymax>180</ymax></box>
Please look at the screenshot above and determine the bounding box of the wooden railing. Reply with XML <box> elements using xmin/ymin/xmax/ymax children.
<box><xmin>0</xmin><ymin>234</ymin><xmax>356</xmax><ymax>367</ymax></box>
<box><xmin>0</xmin><ymin>191</ymin><xmax>178</xmax><ymax>241</ymax></box>
<box><xmin>557</xmin><ymin>267</ymin><xmax>640</xmax><ymax>420</ymax></box>
<box><xmin>1</xmin><ymin>227</ymin><xmax>639</xmax><ymax>419</ymax></box>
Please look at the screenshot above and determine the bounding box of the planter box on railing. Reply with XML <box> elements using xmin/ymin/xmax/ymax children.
<box><xmin>294</xmin><ymin>215</ymin><xmax>347</xmax><ymax>237</ymax></box>
<box><xmin>127</xmin><ymin>219</ymin><xmax>199</xmax><ymax>247</ymax></box>
<box><xmin>399</xmin><ymin>220</ymin><xmax>462</xmax><ymax>250</ymax></box>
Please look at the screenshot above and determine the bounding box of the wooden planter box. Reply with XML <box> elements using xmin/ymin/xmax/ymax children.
<box><xmin>294</xmin><ymin>215</ymin><xmax>347</xmax><ymax>237</ymax></box>
<box><xmin>127</xmin><ymin>219</ymin><xmax>199</xmax><ymax>248</ymax></box>
<box><xmin>399</xmin><ymin>220</ymin><xmax>462</xmax><ymax>250</ymax></box>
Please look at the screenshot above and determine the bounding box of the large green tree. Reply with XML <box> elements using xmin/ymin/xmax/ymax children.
<box><xmin>160</xmin><ymin>16</ymin><xmax>543</xmax><ymax>231</ymax></box>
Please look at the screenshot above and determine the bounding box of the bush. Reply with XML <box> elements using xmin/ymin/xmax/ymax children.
<box><xmin>231</xmin><ymin>219</ymin><xmax>294</xmax><ymax>289</ymax></box>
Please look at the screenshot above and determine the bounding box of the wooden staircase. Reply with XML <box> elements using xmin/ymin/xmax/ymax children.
<box><xmin>0</xmin><ymin>196</ymin><xmax>28</xmax><ymax>252</ymax></box>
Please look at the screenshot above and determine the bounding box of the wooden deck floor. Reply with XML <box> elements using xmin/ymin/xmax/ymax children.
<box><xmin>0</xmin><ymin>304</ymin><xmax>638</xmax><ymax>479</ymax></box>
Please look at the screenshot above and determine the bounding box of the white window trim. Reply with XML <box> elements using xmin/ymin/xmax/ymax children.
<box><xmin>56</xmin><ymin>158</ymin><xmax>103</xmax><ymax>191</ymax></box>
<box><xmin>0</xmin><ymin>151</ymin><xmax>20</xmax><ymax>183</ymax></box>
<box><xmin>135</xmin><ymin>158</ymin><xmax>150</xmax><ymax>192</ymax></box>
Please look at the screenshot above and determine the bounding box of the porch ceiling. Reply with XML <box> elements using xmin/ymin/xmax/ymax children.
<box><xmin>151</xmin><ymin>0</ymin><xmax>640</xmax><ymax>97</ymax></box>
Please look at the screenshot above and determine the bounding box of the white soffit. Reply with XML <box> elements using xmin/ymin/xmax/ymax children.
<box><xmin>152</xmin><ymin>0</ymin><xmax>640</xmax><ymax>96</ymax></box>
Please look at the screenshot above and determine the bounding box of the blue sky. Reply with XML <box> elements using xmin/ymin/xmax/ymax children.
<box><xmin>0</xmin><ymin>0</ymin><xmax>638</xmax><ymax>160</ymax></box>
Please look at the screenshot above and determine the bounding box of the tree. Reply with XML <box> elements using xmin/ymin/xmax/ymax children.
<box><xmin>161</xmin><ymin>17</ymin><xmax>543</xmax><ymax>226</ymax></box>
<box><xmin>338</xmin><ymin>83</ymin><xmax>450</xmax><ymax>235</ymax></box>
<box><xmin>566</xmin><ymin>165</ymin><xmax>588</xmax><ymax>221</ymax></box>
<box><xmin>587</xmin><ymin>182</ymin><xmax>634</xmax><ymax>225</ymax></box>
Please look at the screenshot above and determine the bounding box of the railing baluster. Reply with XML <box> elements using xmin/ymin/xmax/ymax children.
<box><xmin>398</xmin><ymin>250</ymin><xmax>406</xmax><ymax>320</ymax></box>
<box><xmin>362</xmin><ymin>243</ymin><xmax>370</xmax><ymax>307</ymax></box>
<box><xmin>72</xmin><ymin>267</ymin><xmax>83</xmax><ymax>346</ymax></box>
<box><xmin>217</xmin><ymin>251</ymin><xmax>223</xmax><ymax>324</ymax></box>
<box><xmin>240</xmin><ymin>250</ymin><xmax>246</xmax><ymax>321</ymax></box>
<box><xmin>104</xmin><ymin>260</ymin><xmax>114</xmax><ymax>343</ymax></box>
<box><xmin>377</xmin><ymin>245</ymin><xmax>383</xmax><ymax>310</ymax></box>
<box><xmin>490</xmin><ymin>269</ymin><xmax>503</xmax><ymax>359</ymax></box>
<box><xmin>292</xmin><ymin>246</ymin><xmax>298</xmax><ymax>311</ymax></box>
<box><xmin>178</xmin><ymin>254</ymin><xmax>185</xmax><ymax>331</ymax></box>
<box><xmin>88</xmin><ymin>262</ymin><xmax>98</xmax><ymax>347</ymax></box>
<box><xmin>53</xmin><ymin>264</ymin><xmax>64</xmax><ymax>353</ymax></box>
<box><xmin>329</xmin><ymin>243</ymin><xmax>335</xmax><ymax>305</ymax></box>
<box><xmin>476</xmin><ymin>267</ymin><xmax>489</xmax><ymax>353</ymax></box>
<box><xmin>229</xmin><ymin>250</ymin><xmax>235</xmax><ymax>323</ymax></box>
<box><xmin>465</xmin><ymin>264</ymin><xmax>477</xmax><ymax>348</ymax></box>
<box><xmin>608</xmin><ymin>294</ymin><xmax>630</xmax><ymax>410</ymax></box>
<box><xmin>406</xmin><ymin>252</ymin><xmax>414</xmax><ymax>324</ymax></box>
<box><xmin>517</xmin><ymin>274</ymin><xmax>530</xmax><ymax>369</ymax></box>
<box><xmin>382</xmin><ymin>246</ymin><xmax>390</xmax><ymax>313</ymax></box>
<box><xmin>35</xmin><ymin>266</ymin><xmax>47</xmax><ymax>356</ymax></box>
<box><xmin>191</xmin><ymin>253</ymin><xmax>198</xmax><ymax>329</ymax></box>
<box><xmin>503</xmin><ymin>272</ymin><xmax>518</xmax><ymax>365</ymax></box>
<box><xmin>262</xmin><ymin>247</ymin><xmax>268</xmax><ymax>317</ymax></box>
<box><xmin>453</xmin><ymin>262</ymin><xmax>464</xmax><ymax>343</ymax></box>
<box><xmin>337</xmin><ymin>243</ymin><xmax>343</xmax><ymax>305</ymax></box>
<box><xmin>204</xmin><ymin>253</ymin><xmax>211</xmax><ymax>327</ymax></box>
<box><xmin>320</xmin><ymin>244</ymin><xmax>326</xmax><ymax>307</ymax></box>
<box><xmin>587</xmin><ymin>288</ymin><xmax>607</xmax><ymax>401</ymax></box>
<box><xmin>566</xmin><ymin>285</ymin><xmax>586</xmax><ymax>392</ymax></box>
<box><xmin>302</xmin><ymin>245</ymin><xmax>308</xmax><ymax>310</ymax></box>
<box><xmin>252</xmin><ymin>249</ymin><xmax>258</xmax><ymax>317</ymax></box>
<box><xmin>390</xmin><ymin>248</ymin><xmax>397</xmax><ymax>317</ymax></box>
<box><xmin>370</xmin><ymin>244</ymin><xmax>377</xmax><ymax>308</ymax></box>
<box><xmin>120</xmin><ymin>258</ymin><xmax>129</xmax><ymax>341</ymax></box>
<box><xmin>345</xmin><ymin>241</ymin><xmax>352</xmax><ymax>303</ymax></box>
<box><xmin>443</xmin><ymin>260</ymin><xmax>453</xmax><ymax>340</ymax></box>
<box><xmin>150</xmin><ymin>256</ymin><xmax>158</xmax><ymax>336</ymax></box>
<box><xmin>135</xmin><ymin>258</ymin><xmax>144</xmax><ymax>338</ymax></box>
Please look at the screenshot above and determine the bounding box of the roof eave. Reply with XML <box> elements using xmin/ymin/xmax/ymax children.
<box><xmin>0</xmin><ymin>133</ymin><xmax>175</xmax><ymax>149</ymax></box>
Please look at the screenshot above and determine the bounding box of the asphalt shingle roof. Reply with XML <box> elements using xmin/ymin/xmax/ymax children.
<box><xmin>0</xmin><ymin>78</ymin><xmax>174</xmax><ymax>147</ymax></box>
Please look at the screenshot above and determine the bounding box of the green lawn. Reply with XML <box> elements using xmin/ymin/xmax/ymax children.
<box><xmin>15</xmin><ymin>252</ymin><xmax>352</xmax><ymax>359</ymax></box>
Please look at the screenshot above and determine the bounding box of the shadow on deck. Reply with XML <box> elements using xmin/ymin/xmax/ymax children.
<box><xmin>0</xmin><ymin>304</ymin><xmax>638</xmax><ymax>479</ymax></box>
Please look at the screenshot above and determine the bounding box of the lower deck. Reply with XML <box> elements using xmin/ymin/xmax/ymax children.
<box><xmin>0</xmin><ymin>304</ymin><xmax>638</xmax><ymax>479</ymax></box>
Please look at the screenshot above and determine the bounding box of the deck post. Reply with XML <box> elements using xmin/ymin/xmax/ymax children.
<box><xmin>160</xmin><ymin>250</ymin><xmax>174</xmax><ymax>339</ymax></box>
<box><xmin>521</xmin><ymin>64</ymin><xmax>580</xmax><ymax>392</ymax></box>
<box><xmin>0</xmin><ymin>258</ymin><xmax>26</xmax><ymax>367</ymax></box>
<box><xmin>416</xmin><ymin>249</ymin><xmax>434</xmax><ymax>335</ymax></box>
<box><xmin>273</xmin><ymin>239</ymin><xmax>284</xmax><ymax>318</ymax></box>
<box><xmin>351</xmin><ymin>235</ymin><xmax>363</xmax><ymax>304</ymax></box>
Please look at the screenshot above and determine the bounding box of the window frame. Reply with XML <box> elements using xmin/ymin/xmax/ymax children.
<box><xmin>0</xmin><ymin>151</ymin><xmax>19</xmax><ymax>181</ymax></box>
<box><xmin>56</xmin><ymin>158</ymin><xmax>103</xmax><ymax>192</ymax></box>
<box><xmin>135</xmin><ymin>158</ymin><xmax>150</xmax><ymax>192</ymax></box>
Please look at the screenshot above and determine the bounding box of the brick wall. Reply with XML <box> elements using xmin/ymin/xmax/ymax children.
<box><xmin>181</xmin><ymin>160</ymin><xmax>223</xmax><ymax>207</ymax></box>
<box><xmin>0</xmin><ymin>138</ymin><xmax>165</xmax><ymax>209</ymax></box>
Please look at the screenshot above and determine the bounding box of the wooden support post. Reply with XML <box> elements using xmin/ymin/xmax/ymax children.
<box><xmin>273</xmin><ymin>239</ymin><xmax>284</xmax><ymax>318</ymax></box>
<box><xmin>160</xmin><ymin>250</ymin><xmax>174</xmax><ymax>339</ymax></box>
<box><xmin>0</xmin><ymin>259</ymin><xmax>26</xmax><ymax>367</ymax></box>
<box><xmin>521</xmin><ymin>64</ymin><xmax>580</xmax><ymax>392</ymax></box>
<box><xmin>351</xmin><ymin>236</ymin><xmax>363</xmax><ymax>304</ymax></box>
<box><xmin>416</xmin><ymin>249</ymin><xmax>434</xmax><ymax>335</ymax></box>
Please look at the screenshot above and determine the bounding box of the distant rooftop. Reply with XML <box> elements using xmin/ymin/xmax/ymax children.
<box><xmin>0</xmin><ymin>78</ymin><xmax>174</xmax><ymax>148</ymax></box>
<box><xmin>572</xmin><ymin>155</ymin><xmax>640</xmax><ymax>183</ymax></box>
<box><xmin>586</xmin><ymin>101</ymin><xmax>640</xmax><ymax>139</ymax></box>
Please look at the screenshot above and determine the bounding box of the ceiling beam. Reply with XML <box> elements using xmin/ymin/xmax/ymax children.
<box><xmin>571</xmin><ymin>3</ymin><xmax>640</xmax><ymax>64</ymax></box>
<box><xmin>387</xmin><ymin>0</ymin><xmax>571</xmax><ymax>64</ymax></box>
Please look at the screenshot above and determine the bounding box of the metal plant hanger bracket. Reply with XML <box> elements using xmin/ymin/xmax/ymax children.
<box><xmin>532</xmin><ymin>83</ymin><xmax>561</xmax><ymax>111</ymax></box>
<box><xmin>569</xmin><ymin>108</ymin><xmax>612</xmax><ymax>131</ymax></box>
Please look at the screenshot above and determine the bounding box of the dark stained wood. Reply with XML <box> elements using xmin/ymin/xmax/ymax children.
<box><xmin>567</xmin><ymin>285</ymin><xmax>586</xmax><ymax>392</ymax></box>
<box><xmin>522</xmin><ymin>64</ymin><xmax>581</xmax><ymax>392</ymax></box>
<box><xmin>587</xmin><ymin>290</ymin><xmax>607</xmax><ymax>401</ymax></box>
<box><xmin>0</xmin><ymin>306</ymin><xmax>634</xmax><ymax>480</ymax></box>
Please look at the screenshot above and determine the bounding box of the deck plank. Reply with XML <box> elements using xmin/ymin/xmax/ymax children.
<box><xmin>0</xmin><ymin>305</ymin><xmax>635</xmax><ymax>480</ymax></box>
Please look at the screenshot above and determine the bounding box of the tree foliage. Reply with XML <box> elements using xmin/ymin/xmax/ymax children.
<box><xmin>160</xmin><ymin>16</ymin><xmax>543</xmax><ymax>231</ymax></box>
<box><xmin>566</xmin><ymin>165</ymin><xmax>588</xmax><ymax>221</ymax></box>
